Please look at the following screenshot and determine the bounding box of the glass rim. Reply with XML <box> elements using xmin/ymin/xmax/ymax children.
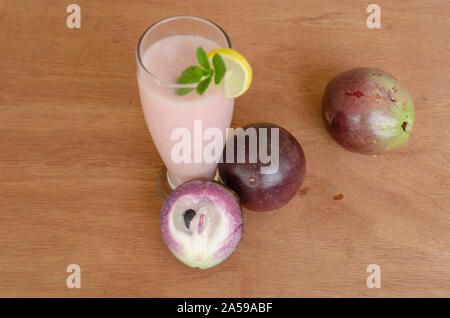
<box><xmin>136</xmin><ymin>15</ymin><xmax>232</xmax><ymax>89</ymax></box>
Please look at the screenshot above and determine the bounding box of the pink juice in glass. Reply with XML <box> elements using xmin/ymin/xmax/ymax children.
<box><xmin>137</xmin><ymin>34</ymin><xmax>234</xmax><ymax>187</ymax></box>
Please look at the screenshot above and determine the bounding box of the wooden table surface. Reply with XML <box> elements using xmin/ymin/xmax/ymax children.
<box><xmin>1</xmin><ymin>0</ymin><xmax>449</xmax><ymax>297</ymax></box>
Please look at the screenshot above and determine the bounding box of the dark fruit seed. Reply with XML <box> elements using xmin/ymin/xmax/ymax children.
<box><xmin>401</xmin><ymin>122</ymin><xmax>408</xmax><ymax>132</ymax></box>
<box><xmin>184</xmin><ymin>209</ymin><xmax>196</xmax><ymax>229</ymax></box>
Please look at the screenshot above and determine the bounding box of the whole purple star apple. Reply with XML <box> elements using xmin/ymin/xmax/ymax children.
<box><xmin>321</xmin><ymin>68</ymin><xmax>415</xmax><ymax>155</ymax></box>
<box><xmin>219</xmin><ymin>122</ymin><xmax>306</xmax><ymax>212</ymax></box>
<box><xmin>160</xmin><ymin>179</ymin><xmax>243</xmax><ymax>269</ymax></box>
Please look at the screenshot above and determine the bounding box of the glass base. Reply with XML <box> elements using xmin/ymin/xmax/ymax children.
<box><xmin>157</xmin><ymin>166</ymin><xmax>222</xmax><ymax>201</ymax></box>
<box><xmin>157</xmin><ymin>166</ymin><xmax>173</xmax><ymax>201</ymax></box>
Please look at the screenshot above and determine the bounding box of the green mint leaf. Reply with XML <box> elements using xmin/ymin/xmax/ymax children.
<box><xmin>177</xmin><ymin>87</ymin><xmax>195</xmax><ymax>96</ymax></box>
<box><xmin>196</xmin><ymin>47</ymin><xmax>210</xmax><ymax>70</ymax></box>
<box><xmin>177</xmin><ymin>66</ymin><xmax>207</xmax><ymax>84</ymax></box>
<box><xmin>176</xmin><ymin>47</ymin><xmax>216</xmax><ymax>96</ymax></box>
<box><xmin>196</xmin><ymin>76</ymin><xmax>212</xmax><ymax>95</ymax></box>
<box><xmin>212</xmin><ymin>53</ymin><xmax>226</xmax><ymax>84</ymax></box>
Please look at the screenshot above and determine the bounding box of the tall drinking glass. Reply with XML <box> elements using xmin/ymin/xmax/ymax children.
<box><xmin>136</xmin><ymin>16</ymin><xmax>234</xmax><ymax>198</ymax></box>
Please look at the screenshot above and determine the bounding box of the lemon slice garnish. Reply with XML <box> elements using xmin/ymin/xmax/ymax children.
<box><xmin>207</xmin><ymin>48</ymin><xmax>252</xmax><ymax>98</ymax></box>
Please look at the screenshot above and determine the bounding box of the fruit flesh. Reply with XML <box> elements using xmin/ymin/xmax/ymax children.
<box><xmin>160</xmin><ymin>180</ymin><xmax>243</xmax><ymax>269</ymax></box>
<box><xmin>321</xmin><ymin>68</ymin><xmax>414</xmax><ymax>155</ymax></box>
<box><xmin>219</xmin><ymin>123</ymin><xmax>306</xmax><ymax>211</ymax></box>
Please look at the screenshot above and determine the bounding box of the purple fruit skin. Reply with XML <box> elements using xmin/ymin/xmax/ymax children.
<box><xmin>160</xmin><ymin>179</ymin><xmax>243</xmax><ymax>266</ymax></box>
<box><xmin>321</xmin><ymin>68</ymin><xmax>414</xmax><ymax>155</ymax></box>
<box><xmin>219</xmin><ymin>123</ymin><xmax>306</xmax><ymax>212</ymax></box>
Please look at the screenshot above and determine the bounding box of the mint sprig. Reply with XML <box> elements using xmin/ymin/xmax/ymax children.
<box><xmin>176</xmin><ymin>46</ymin><xmax>226</xmax><ymax>96</ymax></box>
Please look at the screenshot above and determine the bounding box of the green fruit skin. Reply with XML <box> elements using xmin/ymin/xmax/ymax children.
<box><xmin>322</xmin><ymin>68</ymin><xmax>415</xmax><ymax>155</ymax></box>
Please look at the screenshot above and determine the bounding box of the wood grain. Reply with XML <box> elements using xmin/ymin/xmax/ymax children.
<box><xmin>0</xmin><ymin>0</ymin><xmax>449</xmax><ymax>297</ymax></box>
